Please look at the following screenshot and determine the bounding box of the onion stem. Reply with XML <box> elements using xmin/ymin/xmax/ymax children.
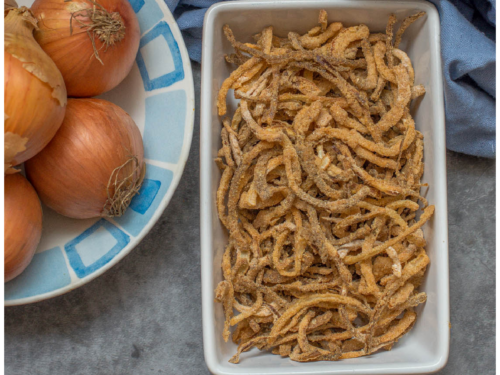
<box><xmin>68</xmin><ymin>0</ymin><xmax>125</xmax><ymax>64</ymax></box>
<box><xmin>5</xmin><ymin>6</ymin><xmax>38</xmax><ymax>37</ymax></box>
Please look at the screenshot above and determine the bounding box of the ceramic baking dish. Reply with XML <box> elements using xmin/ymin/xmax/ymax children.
<box><xmin>200</xmin><ymin>1</ymin><xmax>449</xmax><ymax>374</ymax></box>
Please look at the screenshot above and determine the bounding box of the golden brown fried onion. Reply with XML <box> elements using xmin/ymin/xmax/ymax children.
<box><xmin>215</xmin><ymin>10</ymin><xmax>433</xmax><ymax>364</ymax></box>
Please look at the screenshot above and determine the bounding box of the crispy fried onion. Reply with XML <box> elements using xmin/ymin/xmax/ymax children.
<box><xmin>215</xmin><ymin>10</ymin><xmax>432</xmax><ymax>364</ymax></box>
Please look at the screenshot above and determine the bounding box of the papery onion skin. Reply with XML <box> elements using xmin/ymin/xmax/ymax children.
<box><xmin>5</xmin><ymin>173</ymin><xmax>43</xmax><ymax>282</ymax></box>
<box><xmin>4</xmin><ymin>7</ymin><xmax>67</xmax><ymax>168</ymax></box>
<box><xmin>31</xmin><ymin>0</ymin><xmax>140</xmax><ymax>97</ymax></box>
<box><xmin>4</xmin><ymin>0</ymin><xmax>18</xmax><ymax>14</ymax></box>
<box><xmin>25</xmin><ymin>98</ymin><xmax>145</xmax><ymax>219</ymax></box>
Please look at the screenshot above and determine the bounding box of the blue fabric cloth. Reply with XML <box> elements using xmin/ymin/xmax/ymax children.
<box><xmin>166</xmin><ymin>0</ymin><xmax>496</xmax><ymax>158</ymax></box>
<box><xmin>428</xmin><ymin>0</ymin><xmax>496</xmax><ymax>158</ymax></box>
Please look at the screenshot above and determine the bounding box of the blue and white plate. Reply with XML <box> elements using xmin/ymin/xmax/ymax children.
<box><xmin>6</xmin><ymin>0</ymin><xmax>195</xmax><ymax>306</ymax></box>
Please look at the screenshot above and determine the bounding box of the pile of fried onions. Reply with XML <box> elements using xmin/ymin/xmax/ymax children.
<box><xmin>215</xmin><ymin>10</ymin><xmax>433</xmax><ymax>363</ymax></box>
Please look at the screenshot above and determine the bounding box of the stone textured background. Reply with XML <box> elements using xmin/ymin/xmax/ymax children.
<box><xmin>5</xmin><ymin>63</ymin><xmax>495</xmax><ymax>375</ymax></box>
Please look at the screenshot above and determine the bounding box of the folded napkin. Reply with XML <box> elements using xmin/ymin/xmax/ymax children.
<box><xmin>165</xmin><ymin>0</ymin><xmax>496</xmax><ymax>158</ymax></box>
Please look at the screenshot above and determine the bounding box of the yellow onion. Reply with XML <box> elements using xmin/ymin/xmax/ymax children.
<box><xmin>25</xmin><ymin>98</ymin><xmax>145</xmax><ymax>219</ymax></box>
<box><xmin>4</xmin><ymin>7</ymin><xmax>67</xmax><ymax>171</ymax></box>
<box><xmin>5</xmin><ymin>173</ymin><xmax>43</xmax><ymax>282</ymax></box>
<box><xmin>31</xmin><ymin>0</ymin><xmax>140</xmax><ymax>97</ymax></box>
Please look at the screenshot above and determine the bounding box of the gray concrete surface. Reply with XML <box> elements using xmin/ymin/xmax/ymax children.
<box><xmin>5</xmin><ymin>63</ymin><xmax>495</xmax><ymax>375</ymax></box>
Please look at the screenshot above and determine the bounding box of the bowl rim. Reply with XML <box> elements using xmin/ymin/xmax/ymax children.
<box><xmin>200</xmin><ymin>1</ymin><xmax>449</xmax><ymax>374</ymax></box>
<box><xmin>5</xmin><ymin>0</ymin><xmax>195</xmax><ymax>307</ymax></box>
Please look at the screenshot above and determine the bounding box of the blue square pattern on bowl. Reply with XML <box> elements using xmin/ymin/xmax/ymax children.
<box><xmin>65</xmin><ymin>220</ymin><xmax>130</xmax><ymax>279</ymax></box>
<box><xmin>129</xmin><ymin>178</ymin><xmax>162</xmax><ymax>214</ymax></box>
<box><xmin>143</xmin><ymin>89</ymin><xmax>186</xmax><ymax>164</ymax></box>
<box><xmin>131</xmin><ymin>0</ymin><xmax>163</xmax><ymax>34</ymax></box>
<box><xmin>5</xmin><ymin>247</ymin><xmax>71</xmax><ymax>300</ymax></box>
<box><xmin>136</xmin><ymin>21</ymin><xmax>184</xmax><ymax>91</ymax></box>
<box><xmin>113</xmin><ymin>163</ymin><xmax>173</xmax><ymax>236</ymax></box>
<box><xmin>128</xmin><ymin>0</ymin><xmax>144</xmax><ymax>13</ymax></box>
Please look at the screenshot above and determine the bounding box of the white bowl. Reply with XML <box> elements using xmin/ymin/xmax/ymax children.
<box><xmin>200</xmin><ymin>0</ymin><xmax>449</xmax><ymax>374</ymax></box>
<box><xmin>5</xmin><ymin>0</ymin><xmax>195</xmax><ymax>305</ymax></box>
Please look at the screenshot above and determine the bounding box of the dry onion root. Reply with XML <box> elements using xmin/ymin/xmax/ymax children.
<box><xmin>30</xmin><ymin>0</ymin><xmax>140</xmax><ymax>97</ymax></box>
<box><xmin>4</xmin><ymin>173</ymin><xmax>43</xmax><ymax>282</ymax></box>
<box><xmin>4</xmin><ymin>6</ymin><xmax>67</xmax><ymax>171</ymax></box>
<box><xmin>25</xmin><ymin>98</ymin><xmax>145</xmax><ymax>219</ymax></box>
<box><xmin>215</xmin><ymin>11</ymin><xmax>433</xmax><ymax>363</ymax></box>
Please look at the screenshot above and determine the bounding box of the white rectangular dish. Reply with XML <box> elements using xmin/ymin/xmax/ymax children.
<box><xmin>200</xmin><ymin>1</ymin><xmax>450</xmax><ymax>374</ymax></box>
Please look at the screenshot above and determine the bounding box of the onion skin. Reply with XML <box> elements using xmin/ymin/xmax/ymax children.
<box><xmin>4</xmin><ymin>7</ymin><xmax>67</xmax><ymax>168</ymax></box>
<box><xmin>31</xmin><ymin>0</ymin><xmax>140</xmax><ymax>97</ymax></box>
<box><xmin>5</xmin><ymin>53</ymin><xmax>66</xmax><ymax>167</ymax></box>
<box><xmin>25</xmin><ymin>98</ymin><xmax>145</xmax><ymax>219</ymax></box>
<box><xmin>5</xmin><ymin>173</ymin><xmax>43</xmax><ymax>282</ymax></box>
<box><xmin>4</xmin><ymin>0</ymin><xmax>18</xmax><ymax>14</ymax></box>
